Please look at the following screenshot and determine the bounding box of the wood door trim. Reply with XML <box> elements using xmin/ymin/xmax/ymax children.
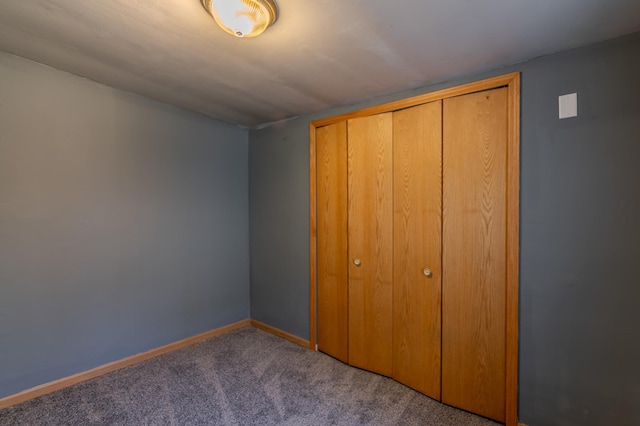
<box><xmin>309</xmin><ymin>122</ymin><xmax>318</xmax><ymax>351</ymax></box>
<box><xmin>505</xmin><ymin>73</ymin><xmax>521</xmax><ymax>426</ymax></box>
<box><xmin>311</xmin><ymin>73</ymin><xmax>520</xmax><ymax>128</ymax></box>
<box><xmin>309</xmin><ymin>72</ymin><xmax>520</xmax><ymax>426</ymax></box>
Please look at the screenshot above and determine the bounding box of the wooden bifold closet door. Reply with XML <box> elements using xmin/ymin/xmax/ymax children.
<box><xmin>441</xmin><ymin>87</ymin><xmax>508</xmax><ymax>421</ymax></box>
<box><xmin>347</xmin><ymin>113</ymin><xmax>394</xmax><ymax>376</ymax></box>
<box><xmin>316</xmin><ymin>122</ymin><xmax>348</xmax><ymax>363</ymax></box>
<box><xmin>314</xmin><ymin>76</ymin><xmax>518</xmax><ymax>425</ymax></box>
<box><xmin>392</xmin><ymin>101</ymin><xmax>442</xmax><ymax>400</ymax></box>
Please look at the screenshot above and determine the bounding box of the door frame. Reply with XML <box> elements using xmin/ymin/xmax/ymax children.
<box><xmin>309</xmin><ymin>72</ymin><xmax>520</xmax><ymax>426</ymax></box>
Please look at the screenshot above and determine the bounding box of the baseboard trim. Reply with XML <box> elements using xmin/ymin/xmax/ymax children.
<box><xmin>250</xmin><ymin>319</ymin><xmax>311</xmax><ymax>349</ymax></box>
<box><xmin>0</xmin><ymin>319</ymin><xmax>250</xmax><ymax>410</ymax></box>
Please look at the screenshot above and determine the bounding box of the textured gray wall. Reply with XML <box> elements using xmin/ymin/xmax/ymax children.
<box><xmin>249</xmin><ymin>121</ymin><xmax>310</xmax><ymax>338</ymax></box>
<box><xmin>0</xmin><ymin>52</ymin><xmax>250</xmax><ymax>399</ymax></box>
<box><xmin>517</xmin><ymin>33</ymin><xmax>640</xmax><ymax>426</ymax></box>
<box><xmin>249</xmin><ymin>32</ymin><xmax>640</xmax><ymax>426</ymax></box>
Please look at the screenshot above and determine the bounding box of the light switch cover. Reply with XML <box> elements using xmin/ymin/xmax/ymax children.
<box><xmin>559</xmin><ymin>93</ymin><xmax>578</xmax><ymax>119</ymax></box>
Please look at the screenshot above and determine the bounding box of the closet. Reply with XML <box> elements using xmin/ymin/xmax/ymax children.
<box><xmin>311</xmin><ymin>73</ymin><xmax>520</xmax><ymax>425</ymax></box>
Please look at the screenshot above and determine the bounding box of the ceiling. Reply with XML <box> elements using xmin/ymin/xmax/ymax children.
<box><xmin>0</xmin><ymin>1</ymin><xmax>639</xmax><ymax>128</ymax></box>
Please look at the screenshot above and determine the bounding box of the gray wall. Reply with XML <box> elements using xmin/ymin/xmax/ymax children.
<box><xmin>249</xmin><ymin>121</ymin><xmax>311</xmax><ymax>338</ymax></box>
<box><xmin>0</xmin><ymin>52</ymin><xmax>250</xmax><ymax>399</ymax></box>
<box><xmin>249</xmin><ymin>32</ymin><xmax>640</xmax><ymax>426</ymax></box>
<box><xmin>517</xmin><ymin>33</ymin><xmax>640</xmax><ymax>426</ymax></box>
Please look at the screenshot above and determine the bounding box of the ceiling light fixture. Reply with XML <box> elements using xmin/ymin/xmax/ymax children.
<box><xmin>201</xmin><ymin>0</ymin><xmax>278</xmax><ymax>38</ymax></box>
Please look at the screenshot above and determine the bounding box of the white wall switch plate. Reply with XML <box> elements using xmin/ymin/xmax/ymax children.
<box><xmin>559</xmin><ymin>93</ymin><xmax>578</xmax><ymax>119</ymax></box>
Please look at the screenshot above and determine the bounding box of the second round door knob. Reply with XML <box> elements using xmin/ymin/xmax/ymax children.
<box><xmin>353</xmin><ymin>258</ymin><xmax>362</xmax><ymax>267</ymax></box>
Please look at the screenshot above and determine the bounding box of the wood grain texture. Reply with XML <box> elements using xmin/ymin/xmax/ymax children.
<box><xmin>442</xmin><ymin>87</ymin><xmax>508</xmax><ymax>422</ymax></box>
<box><xmin>347</xmin><ymin>113</ymin><xmax>394</xmax><ymax>376</ymax></box>
<box><xmin>0</xmin><ymin>319</ymin><xmax>251</xmax><ymax>409</ymax></box>
<box><xmin>316</xmin><ymin>122</ymin><xmax>349</xmax><ymax>362</ymax></box>
<box><xmin>309</xmin><ymin>72</ymin><xmax>521</xmax><ymax>425</ymax></box>
<box><xmin>309</xmin><ymin>122</ymin><xmax>318</xmax><ymax>351</ymax></box>
<box><xmin>505</xmin><ymin>75</ymin><xmax>521</xmax><ymax>426</ymax></box>
<box><xmin>250</xmin><ymin>320</ymin><xmax>311</xmax><ymax>349</ymax></box>
<box><xmin>392</xmin><ymin>101</ymin><xmax>443</xmax><ymax>399</ymax></box>
<box><xmin>311</xmin><ymin>73</ymin><xmax>520</xmax><ymax>128</ymax></box>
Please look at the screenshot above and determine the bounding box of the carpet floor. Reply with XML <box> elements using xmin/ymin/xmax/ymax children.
<box><xmin>0</xmin><ymin>327</ymin><xmax>501</xmax><ymax>425</ymax></box>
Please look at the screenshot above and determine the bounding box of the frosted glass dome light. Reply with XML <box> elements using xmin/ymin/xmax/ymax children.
<box><xmin>201</xmin><ymin>0</ymin><xmax>278</xmax><ymax>38</ymax></box>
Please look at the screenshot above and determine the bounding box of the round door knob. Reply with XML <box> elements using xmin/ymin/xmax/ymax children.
<box><xmin>353</xmin><ymin>258</ymin><xmax>362</xmax><ymax>267</ymax></box>
<box><xmin>423</xmin><ymin>268</ymin><xmax>432</xmax><ymax>278</ymax></box>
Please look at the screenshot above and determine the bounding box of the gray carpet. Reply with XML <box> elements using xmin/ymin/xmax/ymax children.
<box><xmin>0</xmin><ymin>327</ymin><xmax>500</xmax><ymax>425</ymax></box>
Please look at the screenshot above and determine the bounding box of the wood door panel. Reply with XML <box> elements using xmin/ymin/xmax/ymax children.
<box><xmin>442</xmin><ymin>88</ymin><xmax>508</xmax><ymax>422</ymax></box>
<box><xmin>392</xmin><ymin>101</ymin><xmax>443</xmax><ymax>399</ymax></box>
<box><xmin>316</xmin><ymin>122</ymin><xmax>349</xmax><ymax>363</ymax></box>
<box><xmin>347</xmin><ymin>113</ymin><xmax>394</xmax><ymax>376</ymax></box>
